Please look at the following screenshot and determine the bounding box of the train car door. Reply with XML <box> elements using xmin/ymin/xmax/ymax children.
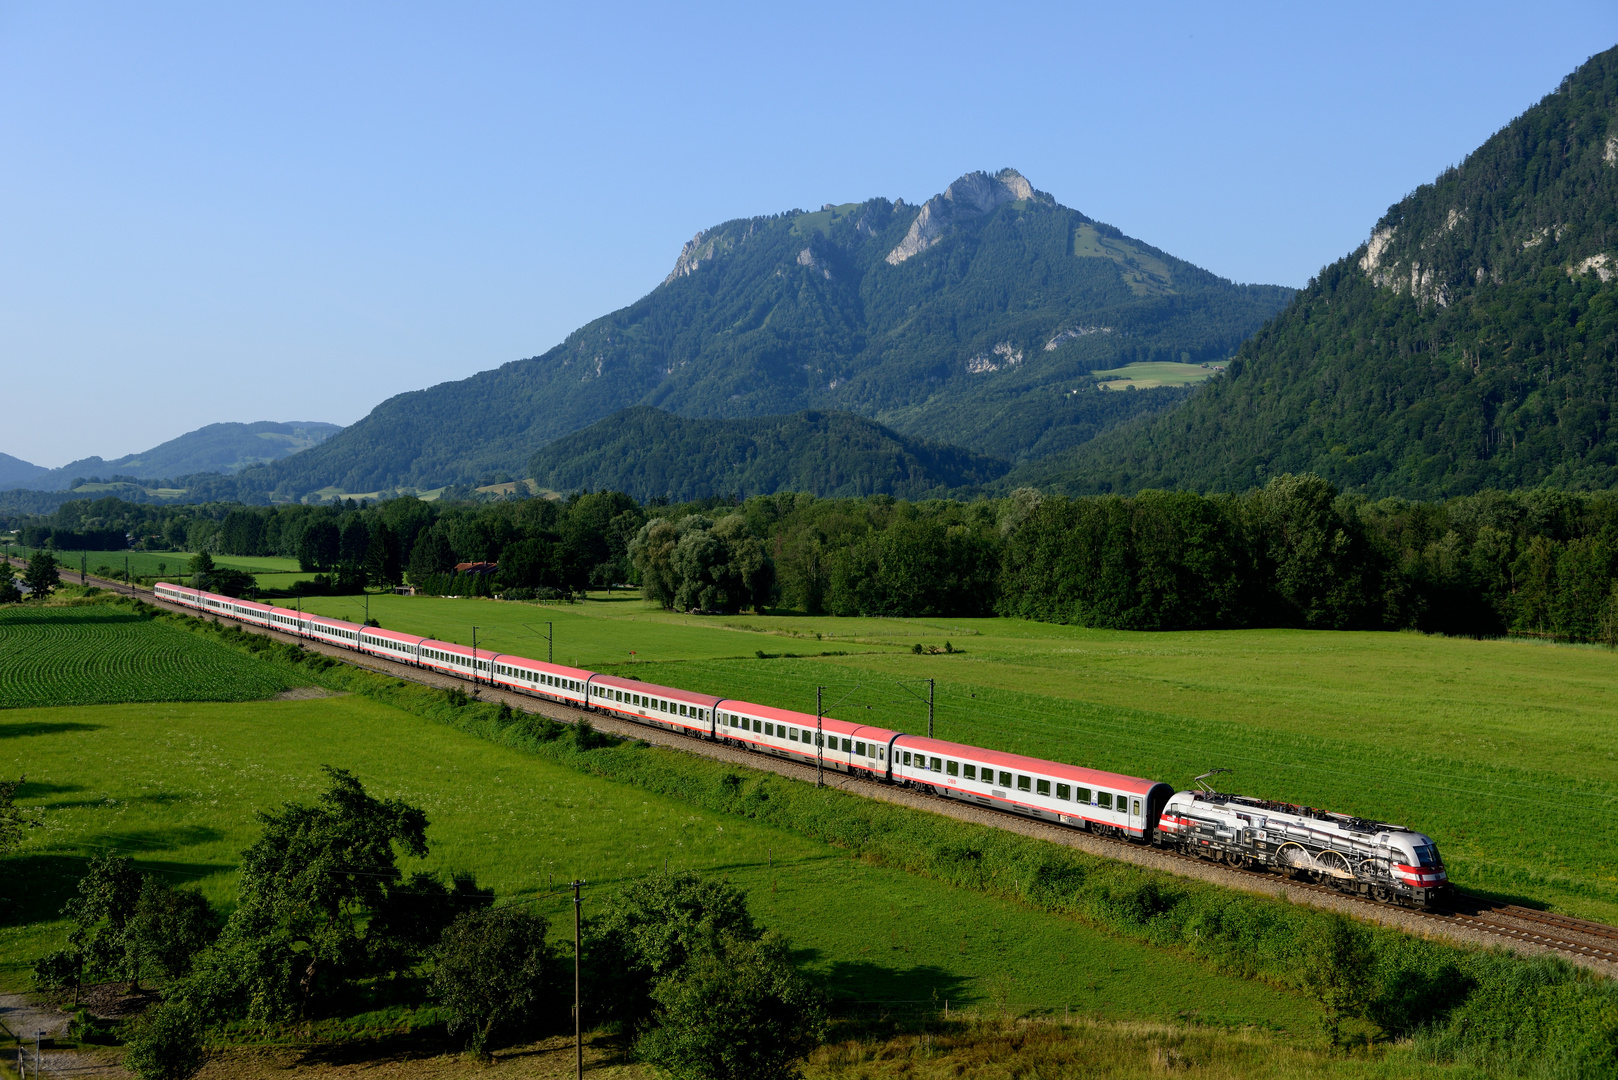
<box><xmin>1130</xmin><ymin>798</ymin><xmax>1143</xmax><ymax>832</ymax></box>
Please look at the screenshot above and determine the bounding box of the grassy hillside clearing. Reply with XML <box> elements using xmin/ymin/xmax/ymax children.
<box><xmin>1091</xmin><ymin>361</ymin><xmax>1221</xmax><ymax>389</ymax></box>
<box><xmin>0</xmin><ymin>604</ymin><xmax>302</xmax><ymax>708</ymax></box>
<box><xmin>294</xmin><ymin>593</ymin><xmax>1618</xmax><ymax>922</ymax></box>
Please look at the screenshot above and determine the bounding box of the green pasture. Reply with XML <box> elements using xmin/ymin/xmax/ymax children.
<box><xmin>295</xmin><ymin>591</ymin><xmax>912</xmax><ymax>669</ymax></box>
<box><xmin>0</xmin><ymin>604</ymin><xmax>301</xmax><ymax>708</ymax></box>
<box><xmin>296</xmin><ymin>595</ymin><xmax>1618</xmax><ymax>921</ymax></box>
<box><xmin>0</xmin><ymin>694</ymin><xmax>1317</xmax><ymax>1031</ymax></box>
<box><xmin>1090</xmin><ymin>361</ymin><xmax>1219</xmax><ymax>389</ymax></box>
<box><xmin>13</xmin><ymin>549</ymin><xmax>305</xmax><ymax>578</ymax></box>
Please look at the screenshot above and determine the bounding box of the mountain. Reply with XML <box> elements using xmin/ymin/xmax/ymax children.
<box><xmin>0</xmin><ymin>452</ymin><xmax>46</xmax><ymax>489</ymax></box>
<box><xmin>1024</xmin><ymin>47</ymin><xmax>1618</xmax><ymax>499</ymax></box>
<box><xmin>527</xmin><ymin>406</ymin><xmax>1009</xmax><ymax>501</ymax></box>
<box><xmin>256</xmin><ymin>168</ymin><xmax>1293</xmax><ymax>497</ymax></box>
<box><xmin>7</xmin><ymin>421</ymin><xmax>343</xmax><ymax>492</ymax></box>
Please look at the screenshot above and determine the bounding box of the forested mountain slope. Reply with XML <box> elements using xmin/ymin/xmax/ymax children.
<box><xmin>0</xmin><ymin>452</ymin><xmax>46</xmax><ymax>490</ymax></box>
<box><xmin>1026</xmin><ymin>46</ymin><xmax>1618</xmax><ymax>498</ymax></box>
<box><xmin>257</xmin><ymin>168</ymin><xmax>1291</xmax><ymax>497</ymax></box>
<box><xmin>526</xmin><ymin>406</ymin><xmax>1009</xmax><ymax>501</ymax></box>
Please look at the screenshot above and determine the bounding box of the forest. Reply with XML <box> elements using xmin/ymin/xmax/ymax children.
<box><xmin>1035</xmin><ymin>46</ymin><xmax>1618</xmax><ymax>500</ymax></box>
<box><xmin>12</xmin><ymin>477</ymin><xmax>1618</xmax><ymax>643</ymax></box>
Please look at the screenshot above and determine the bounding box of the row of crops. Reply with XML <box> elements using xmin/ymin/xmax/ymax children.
<box><xmin>0</xmin><ymin>604</ymin><xmax>302</xmax><ymax>708</ymax></box>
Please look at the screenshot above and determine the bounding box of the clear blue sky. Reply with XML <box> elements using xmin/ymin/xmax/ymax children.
<box><xmin>4</xmin><ymin>2</ymin><xmax>1616</xmax><ymax>467</ymax></box>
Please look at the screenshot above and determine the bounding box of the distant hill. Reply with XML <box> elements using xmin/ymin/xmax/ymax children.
<box><xmin>1024</xmin><ymin>46</ymin><xmax>1618</xmax><ymax>498</ymax></box>
<box><xmin>6</xmin><ymin>421</ymin><xmax>343</xmax><ymax>492</ymax></box>
<box><xmin>0</xmin><ymin>452</ymin><xmax>46</xmax><ymax>490</ymax></box>
<box><xmin>527</xmin><ymin>406</ymin><xmax>1009</xmax><ymax>500</ymax></box>
<box><xmin>255</xmin><ymin>167</ymin><xmax>1292</xmax><ymax>498</ymax></box>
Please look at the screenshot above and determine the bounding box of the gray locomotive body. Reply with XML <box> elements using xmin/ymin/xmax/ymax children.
<box><xmin>1157</xmin><ymin>789</ymin><xmax>1449</xmax><ymax>907</ymax></box>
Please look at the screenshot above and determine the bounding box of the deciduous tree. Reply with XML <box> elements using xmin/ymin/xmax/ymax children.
<box><xmin>433</xmin><ymin>906</ymin><xmax>554</xmax><ymax>1057</ymax></box>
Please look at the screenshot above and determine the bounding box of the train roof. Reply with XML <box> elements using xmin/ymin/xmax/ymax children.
<box><xmin>895</xmin><ymin>734</ymin><xmax>1164</xmax><ymax>795</ymax></box>
<box><xmin>498</xmin><ymin>654</ymin><xmax>595</xmax><ymax>680</ymax></box>
<box><xmin>717</xmin><ymin>698</ymin><xmax>897</xmax><ymax>741</ymax></box>
<box><xmin>592</xmin><ymin>673</ymin><xmax>722</xmax><ymax>707</ymax></box>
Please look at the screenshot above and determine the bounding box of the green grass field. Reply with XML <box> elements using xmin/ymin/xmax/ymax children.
<box><xmin>15</xmin><ymin>550</ymin><xmax>306</xmax><ymax>579</ymax></box>
<box><xmin>0</xmin><ymin>605</ymin><xmax>302</xmax><ymax>708</ymax></box>
<box><xmin>1090</xmin><ymin>361</ymin><xmax>1220</xmax><ymax>389</ymax></box>
<box><xmin>0</xmin><ymin>692</ymin><xmax>1319</xmax><ymax>1032</ymax></box>
<box><xmin>291</xmin><ymin>594</ymin><xmax>1618</xmax><ymax>922</ymax></box>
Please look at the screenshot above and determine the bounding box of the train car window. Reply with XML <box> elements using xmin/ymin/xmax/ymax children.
<box><xmin>998</xmin><ymin>771</ymin><xmax>1012</xmax><ymax>788</ymax></box>
<box><xmin>1056</xmin><ymin>784</ymin><xmax>1071</xmax><ymax>801</ymax></box>
<box><xmin>902</xmin><ymin>752</ymin><xmax>911</xmax><ymax>766</ymax></box>
<box><xmin>1132</xmin><ymin>799</ymin><xmax>1142</xmax><ymax>816</ymax></box>
<box><xmin>1098</xmin><ymin>793</ymin><xmax>1112</xmax><ymax>809</ymax></box>
<box><xmin>854</xmin><ymin>741</ymin><xmax>866</xmax><ymax>756</ymax></box>
<box><xmin>963</xmin><ymin>764</ymin><xmax>976</xmax><ymax>780</ymax></box>
<box><xmin>788</xmin><ymin>727</ymin><xmax>798</xmax><ymax>741</ymax></box>
<box><xmin>766</xmin><ymin>723</ymin><xmax>776</xmax><ymax>737</ymax></box>
<box><xmin>841</xmin><ymin>738</ymin><xmax>852</xmax><ymax>752</ymax></box>
<box><xmin>1017</xmin><ymin>775</ymin><xmax>1031</xmax><ymax>792</ymax></box>
<box><xmin>1036</xmin><ymin>779</ymin><xmax>1051</xmax><ymax>796</ymax></box>
<box><xmin>930</xmin><ymin>757</ymin><xmax>942</xmax><ymax>772</ymax></box>
<box><xmin>946</xmin><ymin>761</ymin><xmax>959</xmax><ymax>777</ymax></box>
<box><xmin>878</xmin><ymin>747</ymin><xmax>885</xmax><ymax>760</ymax></box>
<box><xmin>1076</xmin><ymin>787</ymin><xmax>1091</xmax><ymax>803</ymax></box>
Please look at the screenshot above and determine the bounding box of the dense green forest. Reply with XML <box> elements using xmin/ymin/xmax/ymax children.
<box><xmin>13</xmin><ymin>479</ymin><xmax>1618</xmax><ymax>643</ymax></box>
<box><xmin>245</xmin><ymin>168</ymin><xmax>1290</xmax><ymax>498</ymax></box>
<box><xmin>1029</xmin><ymin>45</ymin><xmax>1618</xmax><ymax>499</ymax></box>
<box><xmin>526</xmin><ymin>406</ymin><xmax>1012</xmax><ymax>501</ymax></box>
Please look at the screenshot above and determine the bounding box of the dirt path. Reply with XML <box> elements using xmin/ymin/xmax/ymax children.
<box><xmin>0</xmin><ymin>995</ymin><xmax>123</xmax><ymax>1079</ymax></box>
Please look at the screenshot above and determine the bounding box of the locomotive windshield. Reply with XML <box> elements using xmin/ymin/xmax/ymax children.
<box><xmin>1412</xmin><ymin>843</ymin><xmax>1440</xmax><ymax>866</ymax></box>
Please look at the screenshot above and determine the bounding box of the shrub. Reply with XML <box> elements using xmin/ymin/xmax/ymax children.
<box><xmin>123</xmin><ymin>1002</ymin><xmax>207</xmax><ymax>1080</ymax></box>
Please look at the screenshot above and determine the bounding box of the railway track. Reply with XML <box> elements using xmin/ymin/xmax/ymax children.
<box><xmin>28</xmin><ymin>564</ymin><xmax>1618</xmax><ymax>973</ymax></box>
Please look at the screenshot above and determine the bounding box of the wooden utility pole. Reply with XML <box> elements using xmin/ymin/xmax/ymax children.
<box><xmin>572</xmin><ymin>879</ymin><xmax>586</xmax><ymax>1079</ymax></box>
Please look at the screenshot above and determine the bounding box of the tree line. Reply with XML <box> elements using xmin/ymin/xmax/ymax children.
<box><xmin>13</xmin><ymin>478</ymin><xmax>1618</xmax><ymax>641</ymax></box>
<box><xmin>31</xmin><ymin>767</ymin><xmax>822</xmax><ymax>1080</ymax></box>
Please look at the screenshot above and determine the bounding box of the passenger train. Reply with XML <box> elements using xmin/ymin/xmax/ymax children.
<box><xmin>153</xmin><ymin>582</ymin><xmax>1450</xmax><ymax>908</ymax></box>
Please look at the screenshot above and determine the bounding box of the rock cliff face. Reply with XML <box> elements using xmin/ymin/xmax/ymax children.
<box><xmin>885</xmin><ymin>168</ymin><xmax>1046</xmax><ymax>265</ymax></box>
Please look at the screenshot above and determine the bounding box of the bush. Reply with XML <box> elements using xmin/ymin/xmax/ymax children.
<box><xmin>123</xmin><ymin>1002</ymin><xmax>207</xmax><ymax>1080</ymax></box>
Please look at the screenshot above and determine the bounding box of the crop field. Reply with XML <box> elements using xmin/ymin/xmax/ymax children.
<box><xmin>0</xmin><ymin>604</ymin><xmax>302</xmax><ymax>707</ymax></box>
<box><xmin>0</xmin><ymin>693</ymin><xmax>1319</xmax><ymax>1033</ymax></box>
<box><xmin>295</xmin><ymin>593</ymin><xmax>1618</xmax><ymax>922</ymax></box>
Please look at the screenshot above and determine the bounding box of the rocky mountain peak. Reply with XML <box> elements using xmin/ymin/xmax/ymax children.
<box><xmin>886</xmin><ymin>168</ymin><xmax>1045</xmax><ymax>265</ymax></box>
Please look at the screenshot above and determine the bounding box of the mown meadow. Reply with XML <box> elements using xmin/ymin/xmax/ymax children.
<box><xmin>296</xmin><ymin>591</ymin><xmax>1618</xmax><ymax>923</ymax></box>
